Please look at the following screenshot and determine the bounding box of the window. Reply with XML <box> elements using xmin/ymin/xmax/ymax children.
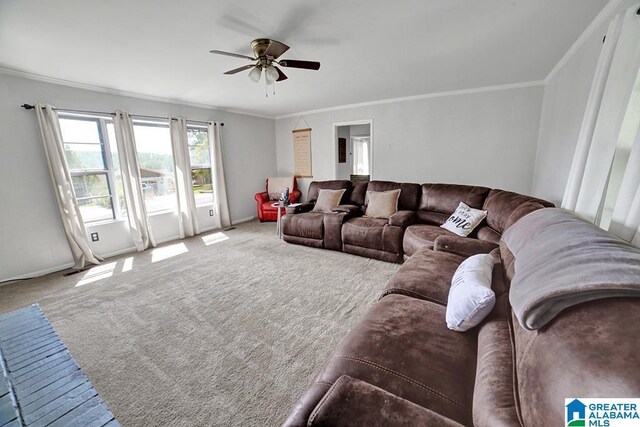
<box><xmin>352</xmin><ymin>136</ymin><xmax>370</xmax><ymax>175</ymax></box>
<box><xmin>132</xmin><ymin>120</ymin><xmax>178</xmax><ymax>214</ymax></box>
<box><xmin>59</xmin><ymin>114</ymin><xmax>122</xmax><ymax>223</ymax></box>
<box><xmin>187</xmin><ymin>126</ymin><xmax>213</xmax><ymax>206</ymax></box>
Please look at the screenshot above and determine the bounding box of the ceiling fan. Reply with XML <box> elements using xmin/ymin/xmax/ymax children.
<box><xmin>209</xmin><ymin>38</ymin><xmax>320</xmax><ymax>86</ymax></box>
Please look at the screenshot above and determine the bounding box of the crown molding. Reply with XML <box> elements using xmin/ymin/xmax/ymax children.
<box><xmin>275</xmin><ymin>80</ymin><xmax>545</xmax><ymax>120</ymax></box>
<box><xmin>0</xmin><ymin>65</ymin><xmax>275</xmax><ymax>120</ymax></box>
<box><xmin>545</xmin><ymin>0</ymin><xmax>625</xmax><ymax>84</ymax></box>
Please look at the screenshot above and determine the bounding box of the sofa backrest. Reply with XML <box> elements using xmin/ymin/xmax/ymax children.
<box><xmin>348</xmin><ymin>181</ymin><xmax>368</xmax><ymax>206</ymax></box>
<box><xmin>481</xmin><ymin>189</ymin><xmax>554</xmax><ymax>235</ymax></box>
<box><xmin>307</xmin><ymin>180</ymin><xmax>352</xmax><ymax>204</ymax></box>
<box><xmin>498</xmin><ymin>211</ymin><xmax>640</xmax><ymax>425</ymax></box>
<box><xmin>416</xmin><ymin>184</ymin><xmax>490</xmax><ymax>225</ymax></box>
<box><xmin>366</xmin><ymin>181</ymin><xmax>421</xmax><ymax>211</ymax></box>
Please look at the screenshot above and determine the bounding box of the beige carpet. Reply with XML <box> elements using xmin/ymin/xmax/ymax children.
<box><xmin>0</xmin><ymin>220</ymin><xmax>399</xmax><ymax>426</ymax></box>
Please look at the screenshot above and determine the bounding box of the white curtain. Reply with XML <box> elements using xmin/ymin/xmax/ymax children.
<box><xmin>562</xmin><ymin>5</ymin><xmax>640</xmax><ymax>239</ymax></box>
<box><xmin>208</xmin><ymin>122</ymin><xmax>231</xmax><ymax>228</ymax></box>
<box><xmin>609</xmin><ymin>120</ymin><xmax>640</xmax><ymax>245</ymax></box>
<box><xmin>170</xmin><ymin>117</ymin><xmax>199</xmax><ymax>238</ymax></box>
<box><xmin>35</xmin><ymin>103</ymin><xmax>101</xmax><ymax>268</ymax></box>
<box><xmin>113</xmin><ymin>111</ymin><xmax>156</xmax><ymax>251</ymax></box>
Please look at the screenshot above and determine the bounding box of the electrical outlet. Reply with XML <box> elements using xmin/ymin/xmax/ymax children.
<box><xmin>90</xmin><ymin>232</ymin><xmax>99</xmax><ymax>242</ymax></box>
<box><xmin>209</xmin><ymin>209</ymin><xmax>214</xmax><ymax>216</ymax></box>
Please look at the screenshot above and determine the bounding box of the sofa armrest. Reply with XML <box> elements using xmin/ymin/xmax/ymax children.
<box><xmin>433</xmin><ymin>235</ymin><xmax>499</xmax><ymax>258</ymax></box>
<box><xmin>388</xmin><ymin>210</ymin><xmax>416</xmax><ymax>228</ymax></box>
<box><xmin>290</xmin><ymin>190</ymin><xmax>302</xmax><ymax>204</ymax></box>
<box><xmin>331</xmin><ymin>204</ymin><xmax>363</xmax><ymax>214</ymax></box>
<box><xmin>285</xmin><ymin>203</ymin><xmax>314</xmax><ymax>214</ymax></box>
<box><xmin>254</xmin><ymin>191</ymin><xmax>269</xmax><ymax>203</ymax></box>
<box><xmin>307</xmin><ymin>375</ymin><xmax>464</xmax><ymax>426</ymax></box>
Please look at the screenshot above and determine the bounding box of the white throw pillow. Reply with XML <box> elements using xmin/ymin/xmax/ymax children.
<box><xmin>313</xmin><ymin>189</ymin><xmax>346</xmax><ymax>213</ymax></box>
<box><xmin>441</xmin><ymin>202</ymin><xmax>487</xmax><ymax>237</ymax></box>
<box><xmin>364</xmin><ymin>189</ymin><xmax>401</xmax><ymax>219</ymax></box>
<box><xmin>446</xmin><ymin>254</ymin><xmax>496</xmax><ymax>332</ymax></box>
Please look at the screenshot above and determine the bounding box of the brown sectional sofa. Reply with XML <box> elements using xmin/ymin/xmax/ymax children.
<box><xmin>282</xmin><ymin>180</ymin><xmax>553</xmax><ymax>262</ymax></box>
<box><xmin>283</xmin><ymin>208</ymin><xmax>640</xmax><ymax>426</ymax></box>
<box><xmin>281</xmin><ymin>182</ymin><xmax>640</xmax><ymax>426</ymax></box>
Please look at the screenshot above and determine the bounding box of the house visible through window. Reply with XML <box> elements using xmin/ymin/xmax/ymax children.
<box><xmin>187</xmin><ymin>125</ymin><xmax>213</xmax><ymax>206</ymax></box>
<box><xmin>132</xmin><ymin>120</ymin><xmax>178</xmax><ymax>214</ymax></box>
<box><xmin>59</xmin><ymin>114</ymin><xmax>122</xmax><ymax>223</ymax></box>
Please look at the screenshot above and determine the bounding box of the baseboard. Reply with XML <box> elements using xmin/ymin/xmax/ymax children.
<box><xmin>232</xmin><ymin>216</ymin><xmax>256</xmax><ymax>224</ymax></box>
<box><xmin>97</xmin><ymin>246</ymin><xmax>137</xmax><ymax>259</ymax></box>
<box><xmin>0</xmin><ymin>262</ymin><xmax>75</xmax><ymax>286</ymax></box>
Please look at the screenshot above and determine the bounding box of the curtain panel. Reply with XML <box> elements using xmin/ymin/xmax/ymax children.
<box><xmin>208</xmin><ymin>122</ymin><xmax>231</xmax><ymax>228</ymax></box>
<box><xmin>35</xmin><ymin>103</ymin><xmax>101</xmax><ymax>268</ymax></box>
<box><xmin>562</xmin><ymin>4</ymin><xmax>640</xmax><ymax>244</ymax></box>
<box><xmin>170</xmin><ymin>117</ymin><xmax>199</xmax><ymax>238</ymax></box>
<box><xmin>113</xmin><ymin>111</ymin><xmax>156</xmax><ymax>251</ymax></box>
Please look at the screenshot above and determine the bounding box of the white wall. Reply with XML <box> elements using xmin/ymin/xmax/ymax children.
<box><xmin>0</xmin><ymin>72</ymin><xmax>276</xmax><ymax>282</ymax></box>
<box><xmin>276</xmin><ymin>84</ymin><xmax>544</xmax><ymax>200</ymax></box>
<box><xmin>531</xmin><ymin>0</ymin><xmax>637</xmax><ymax>205</ymax></box>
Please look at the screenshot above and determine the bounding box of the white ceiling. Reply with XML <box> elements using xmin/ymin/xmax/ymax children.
<box><xmin>0</xmin><ymin>0</ymin><xmax>607</xmax><ymax>118</ymax></box>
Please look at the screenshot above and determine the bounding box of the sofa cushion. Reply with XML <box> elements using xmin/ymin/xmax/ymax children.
<box><xmin>482</xmin><ymin>189</ymin><xmax>554</xmax><ymax>234</ymax></box>
<box><xmin>513</xmin><ymin>298</ymin><xmax>640</xmax><ymax>426</ymax></box>
<box><xmin>382</xmin><ymin>248</ymin><xmax>464</xmax><ymax>305</ymax></box>
<box><xmin>313</xmin><ymin>294</ymin><xmax>477</xmax><ymax>426</ymax></box>
<box><xmin>367</xmin><ymin>181</ymin><xmax>421</xmax><ymax>211</ymax></box>
<box><xmin>416</xmin><ymin>210</ymin><xmax>449</xmax><ymax>225</ymax></box>
<box><xmin>403</xmin><ymin>224</ymin><xmax>457</xmax><ymax>256</ymax></box>
<box><xmin>347</xmin><ymin>181</ymin><xmax>368</xmax><ymax>206</ymax></box>
<box><xmin>313</xmin><ymin>189</ymin><xmax>346</xmax><ymax>213</ymax></box>
<box><xmin>309</xmin><ymin>375</ymin><xmax>464</xmax><ymax>427</ymax></box>
<box><xmin>307</xmin><ymin>180</ymin><xmax>352</xmax><ymax>203</ymax></box>
<box><xmin>419</xmin><ymin>184</ymin><xmax>490</xmax><ymax>214</ymax></box>
<box><xmin>365</xmin><ymin>189</ymin><xmax>401</xmax><ymax>219</ymax></box>
<box><xmin>342</xmin><ymin>217</ymin><xmax>403</xmax><ymax>254</ymax></box>
<box><xmin>282</xmin><ymin>212</ymin><xmax>325</xmax><ymax>240</ymax></box>
<box><xmin>472</xmin><ymin>296</ymin><xmax>519</xmax><ymax>427</ymax></box>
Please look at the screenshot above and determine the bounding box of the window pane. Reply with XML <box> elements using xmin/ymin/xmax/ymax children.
<box><xmin>192</xmin><ymin>167</ymin><xmax>213</xmax><ymax>206</ymax></box>
<box><xmin>59</xmin><ymin>118</ymin><xmax>101</xmax><ymax>144</ymax></box>
<box><xmin>72</xmin><ymin>173</ymin><xmax>110</xmax><ymax>198</ymax></box>
<box><xmin>78</xmin><ymin>196</ymin><xmax>113</xmax><ymax>223</ymax></box>
<box><xmin>187</xmin><ymin>128</ymin><xmax>210</xmax><ymax>167</ymax></box>
<box><xmin>133</xmin><ymin>122</ymin><xmax>177</xmax><ymax>213</ymax></box>
<box><xmin>106</xmin><ymin>122</ymin><xmax>127</xmax><ymax>218</ymax></box>
<box><xmin>64</xmin><ymin>143</ymin><xmax>106</xmax><ymax>170</ymax></box>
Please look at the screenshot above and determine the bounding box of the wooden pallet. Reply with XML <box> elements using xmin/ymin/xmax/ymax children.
<box><xmin>0</xmin><ymin>304</ymin><xmax>118</xmax><ymax>427</ymax></box>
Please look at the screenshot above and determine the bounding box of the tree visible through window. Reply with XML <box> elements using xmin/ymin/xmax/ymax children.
<box><xmin>187</xmin><ymin>126</ymin><xmax>214</xmax><ymax>206</ymax></box>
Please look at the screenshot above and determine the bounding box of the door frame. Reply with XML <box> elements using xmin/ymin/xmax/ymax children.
<box><xmin>332</xmin><ymin>119</ymin><xmax>374</xmax><ymax>180</ymax></box>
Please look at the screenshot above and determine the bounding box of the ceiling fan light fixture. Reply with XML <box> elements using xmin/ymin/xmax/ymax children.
<box><xmin>248</xmin><ymin>66</ymin><xmax>262</xmax><ymax>83</ymax></box>
<box><xmin>265</xmin><ymin>65</ymin><xmax>279</xmax><ymax>85</ymax></box>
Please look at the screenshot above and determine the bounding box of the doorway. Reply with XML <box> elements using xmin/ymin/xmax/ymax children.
<box><xmin>334</xmin><ymin>119</ymin><xmax>373</xmax><ymax>184</ymax></box>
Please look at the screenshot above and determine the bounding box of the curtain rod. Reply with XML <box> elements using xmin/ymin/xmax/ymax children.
<box><xmin>20</xmin><ymin>104</ymin><xmax>223</xmax><ymax>126</ymax></box>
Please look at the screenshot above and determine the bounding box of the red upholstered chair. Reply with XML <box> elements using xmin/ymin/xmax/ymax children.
<box><xmin>255</xmin><ymin>177</ymin><xmax>302</xmax><ymax>222</ymax></box>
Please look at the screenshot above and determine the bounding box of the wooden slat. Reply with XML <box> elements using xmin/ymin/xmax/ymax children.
<box><xmin>0</xmin><ymin>304</ymin><xmax>118</xmax><ymax>426</ymax></box>
<box><xmin>24</xmin><ymin>382</ymin><xmax>95</xmax><ymax>426</ymax></box>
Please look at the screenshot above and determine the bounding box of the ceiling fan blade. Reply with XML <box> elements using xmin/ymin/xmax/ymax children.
<box><xmin>223</xmin><ymin>64</ymin><xmax>255</xmax><ymax>75</ymax></box>
<box><xmin>275</xmin><ymin>67</ymin><xmax>288</xmax><ymax>82</ymax></box>
<box><xmin>264</xmin><ymin>40</ymin><xmax>290</xmax><ymax>59</ymax></box>
<box><xmin>279</xmin><ymin>59</ymin><xmax>321</xmax><ymax>70</ymax></box>
<box><xmin>209</xmin><ymin>50</ymin><xmax>255</xmax><ymax>61</ymax></box>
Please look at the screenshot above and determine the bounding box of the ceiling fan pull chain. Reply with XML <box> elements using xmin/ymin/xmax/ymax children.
<box><xmin>265</xmin><ymin>77</ymin><xmax>268</xmax><ymax>98</ymax></box>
